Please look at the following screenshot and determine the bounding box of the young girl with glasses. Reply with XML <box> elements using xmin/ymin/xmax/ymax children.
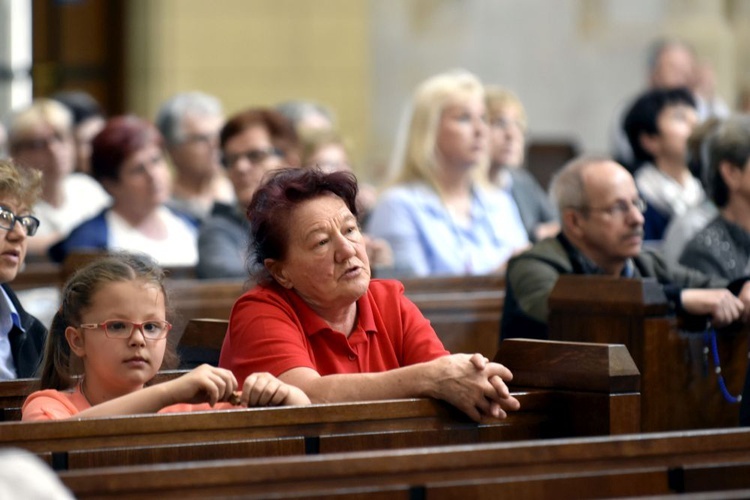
<box><xmin>22</xmin><ymin>252</ymin><xmax>309</xmax><ymax>421</ymax></box>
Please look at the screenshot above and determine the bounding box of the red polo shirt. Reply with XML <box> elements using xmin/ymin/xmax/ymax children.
<box><xmin>219</xmin><ymin>279</ymin><xmax>448</xmax><ymax>382</ymax></box>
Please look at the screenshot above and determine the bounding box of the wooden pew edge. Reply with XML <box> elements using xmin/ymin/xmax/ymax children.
<box><xmin>56</xmin><ymin>427</ymin><xmax>750</xmax><ymax>495</ymax></box>
<box><xmin>495</xmin><ymin>338</ymin><xmax>641</xmax><ymax>393</ymax></box>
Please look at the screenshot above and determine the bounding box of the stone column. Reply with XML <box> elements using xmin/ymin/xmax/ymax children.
<box><xmin>0</xmin><ymin>0</ymin><xmax>33</xmax><ymax>119</ymax></box>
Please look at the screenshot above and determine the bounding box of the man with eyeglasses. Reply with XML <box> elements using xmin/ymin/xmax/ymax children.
<box><xmin>0</xmin><ymin>159</ymin><xmax>48</xmax><ymax>380</ymax></box>
<box><xmin>155</xmin><ymin>92</ymin><xmax>235</xmax><ymax>221</ymax></box>
<box><xmin>501</xmin><ymin>155</ymin><xmax>750</xmax><ymax>341</ymax></box>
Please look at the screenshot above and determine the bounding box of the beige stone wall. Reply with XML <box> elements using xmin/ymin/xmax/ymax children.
<box><xmin>125</xmin><ymin>0</ymin><xmax>750</xmax><ymax>185</ymax></box>
<box><xmin>126</xmin><ymin>0</ymin><xmax>372</xmax><ymax>176</ymax></box>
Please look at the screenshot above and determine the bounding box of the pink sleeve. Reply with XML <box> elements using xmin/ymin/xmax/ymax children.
<box><xmin>21</xmin><ymin>390</ymin><xmax>80</xmax><ymax>421</ymax></box>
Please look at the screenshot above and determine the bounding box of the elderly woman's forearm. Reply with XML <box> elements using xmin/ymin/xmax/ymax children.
<box><xmin>279</xmin><ymin>364</ymin><xmax>436</xmax><ymax>404</ymax></box>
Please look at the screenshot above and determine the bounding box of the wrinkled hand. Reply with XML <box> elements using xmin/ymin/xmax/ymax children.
<box><xmin>682</xmin><ymin>288</ymin><xmax>744</xmax><ymax>328</ymax></box>
<box><xmin>170</xmin><ymin>364</ymin><xmax>237</xmax><ymax>406</ymax></box>
<box><xmin>240</xmin><ymin>372</ymin><xmax>311</xmax><ymax>407</ymax></box>
<box><xmin>429</xmin><ymin>353</ymin><xmax>520</xmax><ymax>422</ymax></box>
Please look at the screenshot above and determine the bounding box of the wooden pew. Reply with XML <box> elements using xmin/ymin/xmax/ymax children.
<box><xmin>13</xmin><ymin>254</ymin><xmax>197</xmax><ymax>293</ymax></box>
<box><xmin>526</xmin><ymin>137</ymin><xmax>579</xmax><ymax>191</ymax></box>
<box><xmin>0</xmin><ymin>370</ymin><xmax>186</xmax><ymax>422</ymax></box>
<box><xmin>0</xmin><ymin>378</ymin><xmax>36</xmax><ymax>421</ymax></box>
<box><xmin>167</xmin><ymin>275</ymin><xmax>506</xmax><ymax>359</ymax></box>
<box><xmin>57</xmin><ymin>427</ymin><xmax>750</xmax><ymax>498</ymax></box>
<box><xmin>0</xmin><ymin>273</ymin><xmax>509</xmax><ymax>417</ymax></box>
<box><xmin>0</xmin><ymin>340</ymin><xmax>640</xmax><ymax>468</ymax></box>
<box><xmin>495</xmin><ymin>338</ymin><xmax>639</xmax><ymax>435</ymax></box>
<box><xmin>547</xmin><ymin>275</ymin><xmax>749</xmax><ymax>432</ymax></box>
<box><xmin>176</xmin><ymin>318</ymin><xmax>228</xmax><ymax>368</ymax></box>
<box><xmin>398</xmin><ymin>274</ymin><xmax>505</xmax><ymax>294</ymax></box>
<box><xmin>13</xmin><ymin>261</ymin><xmax>64</xmax><ymax>291</ymax></box>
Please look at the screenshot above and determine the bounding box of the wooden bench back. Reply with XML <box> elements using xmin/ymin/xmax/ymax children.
<box><xmin>0</xmin><ymin>340</ymin><xmax>639</xmax><ymax>470</ymax></box>
<box><xmin>57</xmin><ymin>427</ymin><xmax>750</xmax><ymax>498</ymax></box>
<box><xmin>0</xmin><ymin>370</ymin><xmax>185</xmax><ymax>422</ymax></box>
<box><xmin>168</xmin><ymin>275</ymin><xmax>505</xmax><ymax>359</ymax></box>
<box><xmin>549</xmin><ymin>275</ymin><xmax>749</xmax><ymax>432</ymax></box>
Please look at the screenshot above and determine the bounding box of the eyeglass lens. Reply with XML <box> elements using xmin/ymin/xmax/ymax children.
<box><xmin>104</xmin><ymin>320</ymin><xmax>170</xmax><ymax>339</ymax></box>
<box><xmin>0</xmin><ymin>207</ymin><xmax>40</xmax><ymax>236</ymax></box>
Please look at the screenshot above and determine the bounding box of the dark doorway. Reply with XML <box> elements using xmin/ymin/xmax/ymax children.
<box><xmin>32</xmin><ymin>0</ymin><xmax>126</xmax><ymax>115</ymax></box>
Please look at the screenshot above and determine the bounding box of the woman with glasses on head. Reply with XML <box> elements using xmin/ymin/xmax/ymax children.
<box><xmin>0</xmin><ymin>159</ymin><xmax>48</xmax><ymax>380</ymax></box>
<box><xmin>196</xmin><ymin>107</ymin><xmax>299</xmax><ymax>279</ymax></box>
<box><xmin>485</xmin><ymin>85</ymin><xmax>560</xmax><ymax>243</ymax></box>
<box><xmin>48</xmin><ymin>115</ymin><xmax>199</xmax><ymax>267</ymax></box>
<box><xmin>22</xmin><ymin>252</ymin><xmax>309</xmax><ymax>421</ymax></box>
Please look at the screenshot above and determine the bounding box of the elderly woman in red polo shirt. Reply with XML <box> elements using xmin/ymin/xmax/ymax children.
<box><xmin>218</xmin><ymin>168</ymin><xmax>519</xmax><ymax>421</ymax></box>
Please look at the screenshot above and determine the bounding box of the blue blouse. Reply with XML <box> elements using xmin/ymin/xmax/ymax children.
<box><xmin>366</xmin><ymin>182</ymin><xmax>529</xmax><ymax>277</ymax></box>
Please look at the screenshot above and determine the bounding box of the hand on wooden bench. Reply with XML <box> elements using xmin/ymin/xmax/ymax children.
<box><xmin>426</xmin><ymin>353</ymin><xmax>520</xmax><ymax>422</ymax></box>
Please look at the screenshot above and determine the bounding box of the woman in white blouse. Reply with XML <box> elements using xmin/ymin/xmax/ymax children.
<box><xmin>49</xmin><ymin>115</ymin><xmax>198</xmax><ymax>267</ymax></box>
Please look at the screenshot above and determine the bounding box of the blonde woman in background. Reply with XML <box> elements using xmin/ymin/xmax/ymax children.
<box><xmin>485</xmin><ymin>86</ymin><xmax>559</xmax><ymax>242</ymax></box>
<box><xmin>367</xmin><ymin>69</ymin><xmax>529</xmax><ymax>276</ymax></box>
<box><xmin>7</xmin><ymin>99</ymin><xmax>110</xmax><ymax>258</ymax></box>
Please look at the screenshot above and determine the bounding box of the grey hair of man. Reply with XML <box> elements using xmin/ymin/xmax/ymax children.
<box><xmin>275</xmin><ymin>100</ymin><xmax>335</xmax><ymax>129</ymax></box>
<box><xmin>155</xmin><ymin>91</ymin><xmax>223</xmax><ymax>146</ymax></box>
<box><xmin>550</xmin><ymin>154</ymin><xmax>618</xmax><ymax>214</ymax></box>
<box><xmin>645</xmin><ymin>37</ymin><xmax>695</xmax><ymax>76</ymax></box>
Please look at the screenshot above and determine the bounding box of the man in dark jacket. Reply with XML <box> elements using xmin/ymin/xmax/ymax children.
<box><xmin>501</xmin><ymin>155</ymin><xmax>750</xmax><ymax>341</ymax></box>
<box><xmin>0</xmin><ymin>159</ymin><xmax>47</xmax><ymax>379</ymax></box>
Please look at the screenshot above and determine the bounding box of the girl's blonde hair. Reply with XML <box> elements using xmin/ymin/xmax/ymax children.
<box><xmin>37</xmin><ymin>252</ymin><xmax>176</xmax><ymax>390</ymax></box>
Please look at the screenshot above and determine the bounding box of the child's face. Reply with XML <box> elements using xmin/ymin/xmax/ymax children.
<box><xmin>0</xmin><ymin>196</ymin><xmax>30</xmax><ymax>284</ymax></box>
<box><xmin>67</xmin><ymin>280</ymin><xmax>168</xmax><ymax>399</ymax></box>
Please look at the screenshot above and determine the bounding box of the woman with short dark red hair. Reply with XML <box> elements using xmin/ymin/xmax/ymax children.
<box><xmin>49</xmin><ymin>115</ymin><xmax>199</xmax><ymax>266</ymax></box>
<box><xmin>219</xmin><ymin>167</ymin><xmax>520</xmax><ymax>422</ymax></box>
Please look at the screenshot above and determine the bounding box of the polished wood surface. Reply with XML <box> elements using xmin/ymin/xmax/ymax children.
<box><xmin>167</xmin><ymin>275</ymin><xmax>505</xmax><ymax>359</ymax></box>
<box><xmin>0</xmin><ymin>340</ymin><xmax>639</xmax><ymax>473</ymax></box>
<box><xmin>548</xmin><ymin>275</ymin><xmax>748</xmax><ymax>432</ymax></box>
<box><xmin>58</xmin><ymin>427</ymin><xmax>750</xmax><ymax>498</ymax></box>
